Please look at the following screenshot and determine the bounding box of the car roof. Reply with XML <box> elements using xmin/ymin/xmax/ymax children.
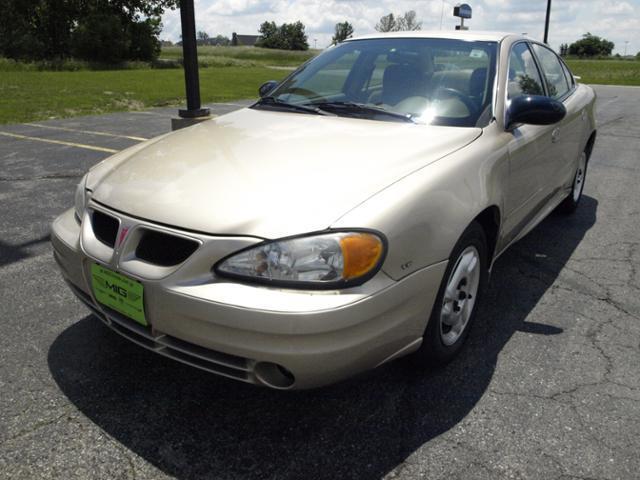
<box><xmin>346</xmin><ymin>30</ymin><xmax>525</xmax><ymax>43</ymax></box>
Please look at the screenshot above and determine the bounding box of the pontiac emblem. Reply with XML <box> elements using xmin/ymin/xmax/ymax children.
<box><xmin>117</xmin><ymin>226</ymin><xmax>130</xmax><ymax>248</ymax></box>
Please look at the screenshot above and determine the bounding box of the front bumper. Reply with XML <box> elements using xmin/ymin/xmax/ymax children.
<box><xmin>51</xmin><ymin>206</ymin><xmax>447</xmax><ymax>389</ymax></box>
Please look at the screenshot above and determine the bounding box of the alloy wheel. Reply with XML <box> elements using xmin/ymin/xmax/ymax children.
<box><xmin>439</xmin><ymin>246</ymin><xmax>481</xmax><ymax>346</ymax></box>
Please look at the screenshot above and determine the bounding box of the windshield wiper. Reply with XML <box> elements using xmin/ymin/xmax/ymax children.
<box><xmin>304</xmin><ymin>101</ymin><xmax>415</xmax><ymax>123</ymax></box>
<box><xmin>254</xmin><ymin>96</ymin><xmax>334</xmax><ymax>116</ymax></box>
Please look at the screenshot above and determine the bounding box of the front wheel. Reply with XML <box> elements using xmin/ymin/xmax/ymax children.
<box><xmin>413</xmin><ymin>221</ymin><xmax>488</xmax><ymax>366</ymax></box>
<box><xmin>558</xmin><ymin>151</ymin><xmax>588</xmax><ymax>214</ymax></box>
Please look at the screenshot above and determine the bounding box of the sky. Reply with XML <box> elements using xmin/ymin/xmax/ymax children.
<box><xmin>160</xmin><ymin>0</ymin><xmax>640</xmax><ymax>55</ymax></box>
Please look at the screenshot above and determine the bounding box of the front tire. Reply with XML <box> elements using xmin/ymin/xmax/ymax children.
<box><xmin>558</xmin><ymin>151</ymin><xmax>588</xmax><ymax>214</ymax></box>
<box><xmin>413</xmin><ymin>221</ymin><xmax>488</xmax><ymax>366</ymax></box>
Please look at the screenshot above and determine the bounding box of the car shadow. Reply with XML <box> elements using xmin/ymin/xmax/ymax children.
<box><xmin>48</xmin><ymin>196</ymin><xmax>597</xmax><ymax>480</ymax></box>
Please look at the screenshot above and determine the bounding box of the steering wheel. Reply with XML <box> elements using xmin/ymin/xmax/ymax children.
<box><xmin>432</xmin><ymin>87</ymin><xmax>478</xmax><ymax>117</ymax></box>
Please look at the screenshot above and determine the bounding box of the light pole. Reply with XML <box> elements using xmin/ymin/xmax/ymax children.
<box><xmin>624</xmin><ymin>41</ymin><xmax>629</xmax><ymax>56</ymax></box>
<box><xmin>543</xmin><ymin>0</ymin><xmax>552</xmax><ymax>44</ymax></box>
<box><xmin>172</xmin><ymin>0</ymin><xmax>210</xmax><ymax>130</ymax></box>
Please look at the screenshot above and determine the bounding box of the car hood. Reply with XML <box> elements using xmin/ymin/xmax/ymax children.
<box><xmin>89</xmin><ymin>108</ymin><xmax>481</xmax><ymax>239</ymax></box>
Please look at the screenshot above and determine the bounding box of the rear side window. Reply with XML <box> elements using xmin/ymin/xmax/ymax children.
<box><xmin>560</xmin><ymin>60</ymin><xmax>575</xmax><ymax>89</ymax></box>
<box><xmin>532</xmin><ymin>44</ymin><xmax>570</xmax><ymax>99</ymax></box>
<box><xmin>507</xmin><ymin>42</ymin><xmax>545</xmax><ymax>99</ymax></box>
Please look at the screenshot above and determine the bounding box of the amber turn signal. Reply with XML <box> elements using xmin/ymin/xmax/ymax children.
<box><xmin>340</xmin><ymin>233</ymin><xmax>384</xmax><ymax>280</ymax></box>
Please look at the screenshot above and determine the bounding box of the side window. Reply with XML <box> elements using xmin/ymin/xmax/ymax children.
<box><xmin>560</xmin><ymin>60</ymin><xmax>575</xmax><ymax>89</ymax></box>
<box><xmin>507</xmin><ymin>43</ymin><xmax>545</xmax><ymax>100</ymax></box>
<box><xmin>532</xmin><ymin>44</ymin><xmax>570</xmax><ymax>99</ymax></box>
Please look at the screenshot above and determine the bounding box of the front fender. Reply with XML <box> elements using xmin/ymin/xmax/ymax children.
<box><xmin>332</xmin><ymin>124</ymin><xmax>510</xmax><ymax>280</ymax></box>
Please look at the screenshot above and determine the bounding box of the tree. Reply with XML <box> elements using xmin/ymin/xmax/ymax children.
<box><xmin>375</xmin><ymin>11</ymin><xmax>422</xmax><ymax>32</ymax></box>
<box><xmin>71</xmin><ymin>13</ymin><xmax>163</xmax><ymax>62</ymax></box>
<box><xmin>283</xmin><ymin>21</ymin><xmax>309</xmax><ymax>50</ymax></box>
<box><xmin>71</xmin><ymin>12</ymin><xmax>130</xmax><ymax>63</ymax></box>
<box><xmin>128</xmin><ymin>18</ymin><xmax>162</xmax><ymax>61</ymax></box>
<box><xmin>568</xmin><ymin>33</ymin><xmax>614</xmax><ymax>57</ymax></box>
<box><xmin>197</xmin><ymin>31</ymin><xmax>210</xmax><ymax>45</ymax></box>
<box><xmin>332</xmin><ymin>21</ymin><xmax>354</xmax><ymax>44</ymax></box>
<box><xmin>257</xmin><ymin>21</ymin><xmax>284</xmax><ymax>49</ymax></box>
<box><xmin>375</xmin><ymin>13</ymin><xmax>396</xmax><ymax>32</ymax></box>
<box><xmin>0</xmin><ymin>0</ymin><xmax>76</xmax><ymax>60</ymax></box>
<box><xmin>0</xmin><ymin>0</ymin><xmax>177</xmax><ymax>62</ymax></box>
<box><xmin>559</xmin><ymin>43</ymin><xmax>569</xmax><ymax>56</ymax></box>
<box><xmin>397</xmin><ymin>10</ymin><xmax>422</xmax><ymax>31</ymax></box>
<box><xmin>257</xmin><ymin>20</ymin><xmax>309</xmax><ymax>50</ymax></box>
<box><xmin>212</xmin><ymin>35</ymin><xmax>231</xmax><ymax>46</ymax></box>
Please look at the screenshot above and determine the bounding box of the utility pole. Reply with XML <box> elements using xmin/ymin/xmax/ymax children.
<box><xmin>624</xmin><ymin>41</ymin><xmax>629</xmax><ymax>56</ymax></box>
<box><xmin>543</xmin><ymin>0</ymin><xmax>552</xmax><ymax>44</ymax></box>
<box><xmin>172</xmin><ymin>0</ymin><xmax>210</xmax><ymax>130</ymax></box>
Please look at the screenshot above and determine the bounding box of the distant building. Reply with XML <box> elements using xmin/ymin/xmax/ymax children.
<box><xmin>232</xmin><ymin>33</ymin><xmax>261</xmax><ymax>46</ymax></box>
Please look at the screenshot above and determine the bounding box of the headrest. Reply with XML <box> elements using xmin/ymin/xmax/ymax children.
<box><xmin>469</xmin><ymin>67</ymin><xmax>487</xmax><ymax>97</ymax></box>
<box><xmin>382</xmin><ymin>64</ymin><xmax>424</xmax><ymax>105</ymax></box>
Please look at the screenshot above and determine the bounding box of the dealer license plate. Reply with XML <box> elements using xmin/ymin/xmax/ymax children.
<box><xmin>91</xmin><ymin>264</ymin><xmax>147</xmax><ymax>326</ymax></box>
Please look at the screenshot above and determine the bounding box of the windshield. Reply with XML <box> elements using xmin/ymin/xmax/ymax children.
<box><xmin>256</xmin><ymin>37</ymin><xmax>498</xmax><ymax>127</ymax></box>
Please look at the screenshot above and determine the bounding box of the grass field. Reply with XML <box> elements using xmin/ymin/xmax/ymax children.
<box><xmin>159</xmin><ymin>45</ymin><xmax>317</xmax><ymax>67</ymax></box>
<box><xmin>0</xmin><ymin>47</ymin><xmax>638</xmax><ymax>125</ymax></box>
<box><xmin>0</xmin><ymin>46</ymin><xmax>312</xmax><ymax>124</ymax></box>
<box><xmin>565</xmin><ymin>59</ymin><xmax>640</xmax><ymax>86</ymax></box>
<box><xmin>0</xmin><ymin>67</ymin><xmax>288</xmax><ymax>124</ymax></box>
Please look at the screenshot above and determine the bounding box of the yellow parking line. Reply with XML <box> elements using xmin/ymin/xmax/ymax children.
<box><xmin>0</xmin><ymin>131</ymin><xmax>119</xmax><ymax>153</ymax></box>
<box><xmin>25</xmin><ymin>123</ymin><xmax>148</xmax><ymax>142</ymax></box>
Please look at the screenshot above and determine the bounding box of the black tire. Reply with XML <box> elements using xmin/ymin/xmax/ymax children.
<box><xmin>558</xmin><ymin>150</ymin><xmax>588</xmax><ymax>214</ymax></box>
<box><xmin>413</xmin><ymin>221</ymin><xmax>489</xmax><ymax>366</ymax></box>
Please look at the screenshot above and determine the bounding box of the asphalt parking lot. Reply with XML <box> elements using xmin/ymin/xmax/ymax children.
<box><xmin>1</xmin><ymin>86</ymin><xmax>639</xmax><ymax>480</ymax></box>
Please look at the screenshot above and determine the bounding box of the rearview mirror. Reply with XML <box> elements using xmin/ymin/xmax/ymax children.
<box><xmin>259</xmin><ymin>80</ymin><xmax>279</xmax><ymax>98</ymax></box>
<box><xmin>506</xmin><ymin>95</ymin><xmax>566</xmax><ymax>130</ymax></box>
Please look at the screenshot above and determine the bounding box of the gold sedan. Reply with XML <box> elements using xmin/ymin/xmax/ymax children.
<box><xmin>52</xmin><ymin>31</ymin><xmax>596</xmax><ymax>389</ymax></box>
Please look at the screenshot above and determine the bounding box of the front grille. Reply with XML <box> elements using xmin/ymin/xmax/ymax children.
<box><xmin>77</xmin><ymin>297</ymin><xmax>252</xmax><ymax>382</ymax></box>
<box><xmin>101</xmin><ymin>307</ymin><xmax>251</xmax><ymax>381</ymax></box>
<box><xmin>135</xmin><ymin>229</ymin><xmax>199</xmax><ymax>267</ymax></box>
<box><xmin>92</xmin><ymin>210</ymin><xmax>119</xmax><ymax>247</ymax></box>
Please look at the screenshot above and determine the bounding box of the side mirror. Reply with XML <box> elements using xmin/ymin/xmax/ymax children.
<box><xmin>259</xmin><ymin>80</ymin><xmax>279</xmax><ymax>98</ymax></box>
<box><xmin>506</xmin><ymin>95</ymin><xmax>566</xmax><ymax>130</ymax></box>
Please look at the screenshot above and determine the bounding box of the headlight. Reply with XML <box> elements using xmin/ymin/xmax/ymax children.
<box><xmin>74</xmin><ymin>174</ymin><xmax>91</xmax><ymax>221</ymax></box>
<box><xmin>215</xmin><ymin>231</ymin><xmax>386</xmax><ymax>289</ymax></box>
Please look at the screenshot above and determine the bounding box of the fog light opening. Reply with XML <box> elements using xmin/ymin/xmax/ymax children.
<box><xmin>254</xmin><ymin>362</ymin><xmax>296</xmax><ymax>389</ymax></box>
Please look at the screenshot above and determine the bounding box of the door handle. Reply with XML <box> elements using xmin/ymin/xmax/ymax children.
<box><xmin>551</xmin><ymin>127</ymin><xmax>560</xmax><ymax>143</ymax></box>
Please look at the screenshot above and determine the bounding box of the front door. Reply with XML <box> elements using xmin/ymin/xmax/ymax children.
<box><xmin>502</xmin><ymin>41</ymin><xmax>557</xmax><ymax>244</ymax></box>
